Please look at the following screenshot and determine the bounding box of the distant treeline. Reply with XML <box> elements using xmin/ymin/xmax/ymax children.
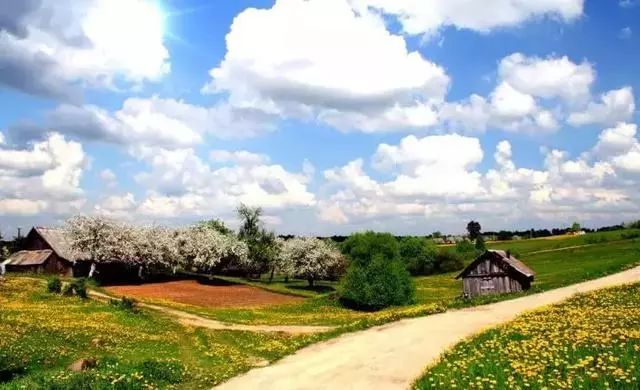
<box><xmin>278</xmin><ymin>223</ymin><xmax>632</xmax><ymax>243</ymax></box>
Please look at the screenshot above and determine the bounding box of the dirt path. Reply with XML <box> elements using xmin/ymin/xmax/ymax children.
<box><xmin>216</xmin><ymin>265</ymin><xmax>640</xmax><ymax>390</ymax></box>
<box><xmin>526</xmin><ymin>244</ymin><xmax>593</xmax><ymax>255</ymax></box>
<box><xmin>89</xmin><ymin>290</ymin><xmax>333</xmax><ymax>334</ymax></box>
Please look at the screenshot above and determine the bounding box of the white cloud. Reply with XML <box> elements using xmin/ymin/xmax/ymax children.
<box><xmin>205</xmin><ymin>0</ymin><xmax>449</xmax><ymax>132</ymax></box>
<box><xmin>350</xmin><ymin>0</ymin><xmax>583</xmax><ymax>36</ymax></box>
<box><xmin>317</xmin><ymin>128</ymin><xmax>640</xmax><ymax>230</ymax></box>
<box><xmin>210</xmin><ymin>150</ymin><xmax>270</xmax><ymax>166</ymax></box>
<box><xmin>12</xmin><ymin>97</ymin><xmax>275</xmax><ymax>148</ymax></box>
<box><xmin>0</xmin><ymin>0</ymin><xmax>169</xmax><ymax>100</ymax></box>
<box><xmin>0</xmin><ymin>133</ymin><xmax>86</xmax><ymax>216</ymax></box>
<box><xmin>568</xmin><ymin>87</ymin><xmax>636</xmax><ymax>126</ymax></box>
<box><xmin>94</xmin><ymin>193</ymin><xmax>137</xmax><ymax>217</ymax></box>
<box><xmin>619</xmin><ymin>27</ymin><xmax>632</xmax><ymax>39</ymax></box>
<box><xmin>132</xmin><ymin>147</ymin><xmax>316</xmax><ymax>218</ymax></box>
<box><xmin>498</xmin><ymin>53</ymin><xmax>594</xmax><ymax>104</ymax></box>
<box><xmin>99</xmin><ymin>169</ymin><xmax>117</xmax><ymax>188</ymax></box>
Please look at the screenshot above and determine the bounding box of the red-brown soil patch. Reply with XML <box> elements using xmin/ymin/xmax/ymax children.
<box><xmin>104</xmin><ymin>280</ymin><xmax>303</xmax><ymax>308</ymax></box>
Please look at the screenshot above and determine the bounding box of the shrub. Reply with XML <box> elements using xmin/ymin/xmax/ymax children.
<box><xmin>436</xmin><ymin>250</ymin><xmax>465</xmax><ymax>273</ymax></box>
<box><xmin>340</xmin><ymin>254</ymin><xmax>415</xmax><ymax>310</ymax></box>
<box><xmin>454</xmin><ymin>240</ymin><xmax>481</xmax><ymax>262</ymax></box>
<box><xmin>475</xmin><ymin>236</ymin><xmax>486</xmax><ymax>251</ymax></box>
<box><xmin>110</xmin><ymin>296</ymin><xmax>139</xmax><ymax>313</ymax></box>
<box><xmin>47</xmin><ymin>277</ymin><xmax>62</xmax><ymax>293</ymax></box>
<box><xmin>621</xmin><ymin>231</ymin><xmax>640</xmax><ymax>240</ymax></box>
<box><xmin>341</xmin><ymin>232</ymin><xmax>400</xmax><ymax>266</ymax></box>
<box><xmin>399</xmin><ymin>237</ymin><xmax>437</xmax><ymax>276</ymax></box>
<box><xmin>339</xmin><ymin>232</ymin><xmax>415</xmax><ymax>310</ymax></box>
<box><xmin>62</xmin><ymin>278</ymin><xmax>88</xmax><ymax>299</ymax></box>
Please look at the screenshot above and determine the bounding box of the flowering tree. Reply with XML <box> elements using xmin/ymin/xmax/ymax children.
<box><xmin>281</xmin><ymin>237</ymin><xmax>344</xmax><ymax>287</ymax></box>
<box><xmin>177</xmin><ymin>226</ymin><xmax>249</xmax><ymax>274</ymax></box>
<box><xmin>65</xmin><ymin>216</ymin><xmax>248</xmax><ymax>278</ymax></box>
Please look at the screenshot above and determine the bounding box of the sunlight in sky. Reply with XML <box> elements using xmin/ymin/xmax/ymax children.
<box><xmin>82</xmin><ymin>0</ymin><xmax>167</xmax><ymax>76</ymax></box>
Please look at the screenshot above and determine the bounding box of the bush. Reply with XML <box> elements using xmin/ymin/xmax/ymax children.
<box><xmin>341</xmin><ymin>232</ymin><xmax>400</xmax><ymax>267</ymax></box>
<box><xmin>339</xmin><ymin>232</ymin><xmax>415</xmax><ymax>310</ymax></box>
<box><xmin>62</xmin><ymin>278</ymin><xmax>88</xmax><ymax>299</ymax></box>
<box><xmin>47</xmin><ymin>277</ymin><xmax>62</xmax><ymax>293</ymax></box>
<box><xmin>399</xmin><ymin>237</ymin><xmax>437</xmax><ymax>276</ymax></box>
<box><xmin>340</xmin><ymin>254</ymin><xmax>415</xmax><ymax>310</ymax></box>
<box><xmin>475</xmin><ymin>236</ymin><xmax>486</xmax><ymax>251</ymax></box>
<box><xmin>110</xmin><ymin>296</ymin><xmax>139</xmax><ymax>313</ymax></box>
<box><xmin>436</xmin><ymin>250</ymin><xmax>465</xmax><ymax>273</ymax></box>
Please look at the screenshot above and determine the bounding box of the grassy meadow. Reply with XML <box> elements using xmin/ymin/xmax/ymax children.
<box><xmin>139</xmin><ymin>231</ymin><xmax>640</xmax><ymax>326</ymax></box>
<box><xmin>2</xmin><ymin>230</ymin><xmax>639</xmax><ymax>388</ymax></box>
<box><xmin>0</xmin><ymin>278</ymin><xmax>324</xmax><ymax>388</ymax></box>
<box><xmin>415</xmin><ymin>283</ymin><xmax>640</xmax><ymax>389</ymax></box>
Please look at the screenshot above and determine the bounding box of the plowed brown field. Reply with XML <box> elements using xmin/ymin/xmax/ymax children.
<box><xmin>105</xmin><ymin>280</ymin><xmax>303</xmax><ymax>308</ymax></box>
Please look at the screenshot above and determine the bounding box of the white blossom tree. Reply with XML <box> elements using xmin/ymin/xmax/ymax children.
<box><xmin>177</xmin><ymin>226</ymin><xmax>249</xmax><ymax>274</ymax></box>
<box><xmin>65</xmin><ymin>216</ymin><xmax>249</xmax><ymax>278</ymax></box>
<box><xmin>281</xmin><ymin>237</ymin><xmax>344</xmax><ymax>287</ymax></box>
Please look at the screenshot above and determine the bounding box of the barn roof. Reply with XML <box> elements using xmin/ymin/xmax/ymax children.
<box><xmin>456</xmin><ymin>250</ymin><xmax>535</xmax><ymax>279</ymax></box>
<box><xmin>5</xmin><ymin>250</ymin><xmax>53</xmax><ymax>266</ymax></box>
<box><xmin>31</xmin><ymin>227</ymin><xmax>85</xmax><ymax>262</ymax></box>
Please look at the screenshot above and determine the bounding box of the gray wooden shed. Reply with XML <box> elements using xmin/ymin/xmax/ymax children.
<box><xmin>456</xmin><ymin>250</ymin><xmax>535</xmax><ymax>297</ymax></box>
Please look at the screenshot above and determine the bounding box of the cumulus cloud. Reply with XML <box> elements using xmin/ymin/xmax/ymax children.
<box><xmin>131</xmin><ymin>147</ymin><xmax>316</xmax><ymax>218</ymax></box>
<box><xmin>8</xmin><ymin>97</ymin><xmax>275</xmax><ymax>148</ymax></box>
<box><xmin>350</xmin><ymin>0</ymin><xmax>583</xmax><ymax>36</ymax></box>
<box><xmin>0</xmin><ymin>0</ymin><xmax>169</xmax><ymax>100</ymax></box>
<box><xmin>210</xmin><ymin>150</ymin><xmax>270</xmax><ymax>166</ymax></box>
<box><xmin>318</xmin><ymin>127</ymin><xmax>640</xmax><ymax>230</ymax></box>
<box><xmin>440</xmin><ymin>53</ymin><xmax>633</xmax><ymax>133</ymax></box>
<box><xmin>568</xmin><ymin>87</ymin><xmax>636</xmax><ymax>126</ymax></box>
<box><xmin>0</xmin><ymin>133</ymin><xmax>86</xmax><ymax>216</ymax></box>
<box><xmin>204</xmin><ymin>0</ymin><xmax>449</xmax><ymax>132</ymax></box>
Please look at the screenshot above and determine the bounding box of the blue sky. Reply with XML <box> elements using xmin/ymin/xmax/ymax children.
<box><xmin>1</xmin><ymin>0</ymin><xmax>639</xmax><ymax>237</ymax></box>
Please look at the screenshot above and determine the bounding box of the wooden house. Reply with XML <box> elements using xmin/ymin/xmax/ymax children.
<box><xmin>4</xmin><ymin>227</ymin><xmax>83</xmax><ymax>277</ymax></box>
<box><xmin>456</xmin><ymin>250</ymin><xmax>535</xmax><ymax>297</ymax></box>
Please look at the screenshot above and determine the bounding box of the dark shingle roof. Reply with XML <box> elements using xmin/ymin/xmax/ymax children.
<box><xmin>5</xmin><ymin>250</ymin><xmax>53</xmax><ymax>266</ymax></box>
<box><xmin>33</xmin><ymin>227</ymin><xmax>85</xmax><ymax>262</ymax></box>
<box><xmin>456</xmin><ymin>249</ymin><xmax>535</xmax><ymax>279</ymax></box>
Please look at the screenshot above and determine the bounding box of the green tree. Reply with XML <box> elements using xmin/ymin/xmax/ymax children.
<box><xmin>571</xmin><ymin>222</ymin><xmax>581</xmax><ymax>232</ymax></box>
<box><xmin>466</xmin><ymin>220</ymin><xmax>482</xmax><ymax>240</ymax></box>
<box><xmin>399</xmin><ymin>237</ymin><xmax>437</xmax><ymax>276</ymax></box>
<box><xmin>199</xmin><ymin>219</ymin><xmax>232</xmax><ymax>235</ymax></box>
<box><xmin>339</xmin><ymin>232</ymin><xmax>415</xmax><ymax>310</ymax></box>
<box><xmin>236</xmin><ymin>204</ymin><xmax>279</xmax><ymax>279</ymax></box>
<box><xmin>475</xmin><ymin>235</ymin><xmax>486</xmax><ymax>251</ymax></box>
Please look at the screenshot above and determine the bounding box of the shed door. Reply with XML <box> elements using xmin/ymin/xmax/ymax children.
<box><xmin>480</xmin><ymin>277</ymin><xmax>496</xmax><ymax>294</ymax></box>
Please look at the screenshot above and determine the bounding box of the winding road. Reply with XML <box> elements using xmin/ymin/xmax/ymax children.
<box><xmin>216</xmin><ymin>265</ymin><xmax>640</xmax><ymax>390</ymax></box>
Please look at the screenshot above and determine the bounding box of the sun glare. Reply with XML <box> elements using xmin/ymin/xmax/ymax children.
<box><xmin>82</xmin><ymin>0</ymin><xmax>167</xmax><ymax>76</ymax></box>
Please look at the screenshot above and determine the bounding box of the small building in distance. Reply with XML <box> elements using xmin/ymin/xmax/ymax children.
<box><xmin>4</xmin><ymin>227</ymin><xmax>83</xmax><ymax>277</ymax></box>
<box><xmin>456</xmin><ymin>250</ymin><xmax>535</xmax><ymax>298</ymax></box>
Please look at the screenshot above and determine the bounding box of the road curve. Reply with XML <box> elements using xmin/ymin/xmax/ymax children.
<box><xmin>216</xmin><ymin>265</ymin><xmax>640</xmax><ymax>390</ymax></box>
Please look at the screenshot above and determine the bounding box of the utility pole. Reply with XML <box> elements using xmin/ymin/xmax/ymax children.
<box><xmin>17</xmin><ymin>228</ymin><xmax>22</xmax><ymax>239</ymax></box>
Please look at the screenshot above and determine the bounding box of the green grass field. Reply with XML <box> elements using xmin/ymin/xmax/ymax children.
<box><xmin>0</xmin><ymin>278</ymin><xmax>324</xmax><ymax>388</ymax></box>
<box><xmin>2</xmin><ymin>231</ymin><xmax>639</xmax><ymax>388</ymax></box>
<box><xmin>150</xmin><ymin>233</ymin><xmax>640</xmax><ymax>326</ymax></box>
<box><xmin>415</xmin><ymin>283</ymin><xmax>640</xmax><ymax>389</ymax></box>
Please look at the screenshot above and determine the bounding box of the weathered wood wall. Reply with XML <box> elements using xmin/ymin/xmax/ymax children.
<box><xmin>462</xmin><ymin>256</ymin><xmax>525</xmax><ymax>297</ymax></box>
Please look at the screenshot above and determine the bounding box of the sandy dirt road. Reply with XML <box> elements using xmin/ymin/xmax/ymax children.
<box><xmin>216</xmin><ymin>265</ymin><xmax>640</xmax><ymax>390</ymax></box>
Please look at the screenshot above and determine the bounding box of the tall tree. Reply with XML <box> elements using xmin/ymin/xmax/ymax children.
<box><xmin>466</xmin><ymin>220</ymin><xmax>482</xmax><ymax>240</ymax></box>
<box><xmin>236</xmin><ymin>204</ymin><xmax>279</xmax><ymax>278</ymax></box>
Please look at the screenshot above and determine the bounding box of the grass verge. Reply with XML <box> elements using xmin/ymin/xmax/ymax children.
<box><xmin>415</xmin><ymin>282</ymin><xmax>640</xmax><ymax>389</ymax></box>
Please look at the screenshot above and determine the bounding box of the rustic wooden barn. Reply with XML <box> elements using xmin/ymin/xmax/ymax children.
<box><xmin>456</xmin><ymin>250</ymin><xmax>535</xmax><ymax>298</ymax></box>
<box><xmin>4</xmin><ymin>227</ymin><xmax>81</xmax><ymax>277</ymax></box>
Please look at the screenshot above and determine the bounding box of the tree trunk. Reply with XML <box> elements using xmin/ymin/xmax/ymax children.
<box><xmin>88</xmin><ymin>262</ymin><xmax>96</xmax><ymax>278</ymax></box>
<box><xmin>308</xmin><ymin>278</ymin><xmax>314</xmax><ymax>287</ymax></box>
<box><xmin>284</xmin><ymin>275</ymin><xmax>289</xmax><ymax>283</ymax></box>
<box><xmin>268</xmin><ymin>267</ymin><xmax>275</xmax><ymax>283</ymax></box>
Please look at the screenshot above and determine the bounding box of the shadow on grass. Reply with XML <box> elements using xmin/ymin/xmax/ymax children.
<box><xmin>288</xmin><ymin>284</ymin><xmax>336</xmax><ymax>294</ymax></box>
